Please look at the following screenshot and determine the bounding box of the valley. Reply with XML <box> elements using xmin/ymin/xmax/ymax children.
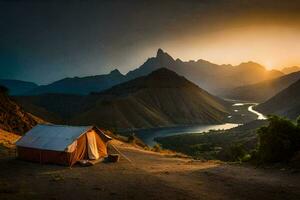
<box><xmin>1</xmin><ymin>1</ymin><xmax>300</xmax><ymax>200</ymax></box>
<box><xmin>126</xmin><ymin>101</ymin><xmax>265</xmax><ymax>146</ymax></box>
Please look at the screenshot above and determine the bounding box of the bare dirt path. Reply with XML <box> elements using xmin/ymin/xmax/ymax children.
<box><xmin>0</xmin><ymin>140</ymin><xmax>299</xmax><ymax>200</ymax></box>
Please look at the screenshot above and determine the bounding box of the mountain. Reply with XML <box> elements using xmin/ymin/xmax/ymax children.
<box><xmin>0</xmin><ymin>86</ymin><xmax>38</xmax><ymax>135</ymax></box>
<box><xmin>126</xmin><ymin>49</ymin><xmax>283</xmax><ymax>95</ymax></box>
<box><xmin>256</xmin><ymin>78</ymin><xmax>300</xmax><ymax>119</ymax></box>
<box><xmin>26</xmin><ymin>69</ymin><xmax>127</xmax><ymax>95</ymax></box>
<box><xmin>0</xmin><ymin>79</ymin><xmax>38</xmax><ymax>95</ymax></box>
<box><xmin>9</xmin><ymin>49</ymin><xmax>283</xmax><ymax>96</ymax></box>
<box><xmin>224</xmin><ymin>71</ymin><xmax>300</xmax><ymax>102</ymax></box>
<box><xmin>16</xmin><ymin>68</ymin><xmax>231</xmax><ymax>130</ymax></box>
<box><xmin>281</xmin><ymin>66</ymin><xmax>300</xmax><ymax>74</ymax></box>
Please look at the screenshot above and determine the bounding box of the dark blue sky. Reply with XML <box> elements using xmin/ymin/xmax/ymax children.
<box><xmin>1</xmin><ymin>0</ymin><xmax>300</xmax><ymax>84</ymax></box>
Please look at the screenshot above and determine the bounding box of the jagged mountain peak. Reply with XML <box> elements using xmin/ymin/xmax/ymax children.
<box><xmin>155</xmin><ymin>48</ymin><xmax>174</xmax><ymax>61</ymax></box>
<box><xmin>156</xmin><ymin>48</ymin><xmax>165</xmax><ymax>56</ymax></box>
<box><xmin>109</xmin><ymin>69</ymin><xmax>122</xmax><ymax>76</ymax></box>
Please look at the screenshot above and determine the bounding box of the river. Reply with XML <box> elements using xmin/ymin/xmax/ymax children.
<box><xmin>135</xmin><ymin>102</ymin><xmax>266</xmax><ymax>146</ymax></box>
<box><xmin>233</xmin><ymin>102</ymin><xmax>267</xmax><ymax>120</ymax></box>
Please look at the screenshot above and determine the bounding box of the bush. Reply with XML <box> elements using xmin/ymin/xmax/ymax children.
<box><xmin>256</xmin><ymin>115</ymin><xmax>300</xmax><ymax>163</ymax></box>
<box><xmin>228</xmin><ymin>143</ymin><xmax>247</xmax><ymax>162</ymax></box>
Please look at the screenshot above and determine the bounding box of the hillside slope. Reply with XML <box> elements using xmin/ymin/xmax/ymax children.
<box><xmin>17</xmin><ymin>69</ymin><xmax>231</xmax><ymax>130</ymax></box>
<box><xmin>0</xmin><ymin>86</ymin><xmax>38</xmax><ymax>135</ymax></box>
<box><xmin>225</xmin><ymin>71</ymin><xmax>300</xmax><ymax>102</ymax></box>
<box><xmin>0</xmin><ymin>129</ymin><xmax>20</xmax><ymax>157</ymax></box>
<box><xmin>256</xmin><ymin>79</ymin><xmax>300</xmax><ymax>119</ymax></box>
<box><xmin>71</xmin><ymin>68</ymin><xmax>230</xmax><ymax>129</ymax></box>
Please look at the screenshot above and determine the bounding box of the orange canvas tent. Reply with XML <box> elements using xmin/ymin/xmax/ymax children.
<box><xmin>16</xmin><ymin>124</ymin><xmax>112</xmax><ymax>166</ymax></box>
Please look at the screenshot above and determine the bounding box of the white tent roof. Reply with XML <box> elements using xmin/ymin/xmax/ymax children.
<box><xmin>16</xmin><ymin>124</ymin><xmax>93</xmax><ymax>151</ymax></box>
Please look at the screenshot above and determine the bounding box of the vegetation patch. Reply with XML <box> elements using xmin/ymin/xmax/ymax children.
<box><xmin>156</xmin><ymin>116</ymin><xmax>300</xmax><ymax>164</ymax></box>
<box><xmin>255</xmin><ymin>115</ymin><xmax>300</xmax><ymax>163</ymax></box>
<box><xmin>155</xmin><ymin>120</ymin><xmax>267</xmax><ymax>161</ymax></box>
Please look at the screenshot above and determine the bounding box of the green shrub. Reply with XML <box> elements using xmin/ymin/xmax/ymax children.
<box><xmin>256</xmin><ymin>115</ymin><xmax>300</xmax><ymax>163</ymax></box>
<box><xmin>190</xmin><ymin>143</ymin><xmax>214</xmax><ymax>153</ymax></box>
<box><xmin>228</xmin><ymin>143</ymin><xmax>247</xmax><ymax>162</ymax></box>
<box><xmin>297</xmin><ymin>116</ymin><xmax>300</xmax><ymax>128</ymax></box>
<box><xmin>241</xmin><ymin>154</ymin><xmax>252</xmax><ymax>162</ymax></box>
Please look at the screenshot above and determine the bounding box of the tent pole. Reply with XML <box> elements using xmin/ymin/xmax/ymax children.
<box><xmin>109</xmin><ymin>143</ymin><xmax>133</xmax><ymax>165</ymax></box>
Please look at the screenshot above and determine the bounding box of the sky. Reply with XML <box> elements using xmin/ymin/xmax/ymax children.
<box><xmin>1</xmin><ymin>0</ymin><xmax>300</xmax><ymax>84</ymax></box>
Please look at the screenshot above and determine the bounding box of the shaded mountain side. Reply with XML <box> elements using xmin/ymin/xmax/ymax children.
<box><xmin>0</xmin><ymin>79</ymin><xmax>38</xmax><ymax>95</ymax></box>
<box><xmin>256</xmin><ymin>79</ymin><xmax>300</xmax><ymax>119</ymax></box>
<box><xmin>26</xmin><ymin>69</ymin><xmax>127</xmax><ymax>95</ymax></box>
<box><xmin>126</xmin><ymin>49</ymin><xmax>283</xmax><ymax>95</ymax></box>
<box><xmin>224</xmin><ymin>71</ymin><xmax>300</xmax><ymax>102</ymax></box>
<box><xmin>0</xmin><ymin>86</ymin><xmax>38</xmax><ymax>135</ymax></box>
<box><xmin>17</xmin><ymin>69</ymin><xmax>231</xmax><ymax>130</ymax></box>
<box><xmin>14</xmin><ymin>96</ymin><xmax>65</xmax><ymax>124</ymax></box>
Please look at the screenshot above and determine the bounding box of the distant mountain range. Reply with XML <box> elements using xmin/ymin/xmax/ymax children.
<box><xmin>126</xmin><ymin>49</ymin><xmax>283</xmax><ymax>95</ymax></box>
<box><xmin>24</xmin><ymin>69</ymin><xmax>128</xmax><ymax>95</ymax></box>
<box><xmin>224</xmin><ymin>71</ymin><xmax>300</xmax><ymax>102</ymax></box>
<box><xmin>256</xmin><ymin>78</ymin><xmax>300</xmax><ymax>119</ymax></box>
<box><xmin>2</xmin><ymin>49</ymin><xmax>284</xmax><ymax>96</ymax></box>
<box><xmin>16</xmin><ymin>68</ymin><xmax>231</xmax><ymax>130</ymax></box>
<box><xmin>0</xmin><ymin>79</ymin><xmax>38</xmax><ymax>95</ymax></box>
<box><xmin>0</xmin><ymin>86</ymin><xmax>38</xmax><ymax>135</ymax></box>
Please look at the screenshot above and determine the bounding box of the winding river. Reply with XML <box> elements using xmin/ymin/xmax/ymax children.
<box><xmin>135</xmin><ymin>103</ymin><xmax>266</xmax><ymax>146</ymax></box>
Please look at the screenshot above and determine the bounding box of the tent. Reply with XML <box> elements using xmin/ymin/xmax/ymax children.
<box><xmin>16</xmin><ymin>124</ymin><xmax>112</xmax><ymax>166</ymax></box>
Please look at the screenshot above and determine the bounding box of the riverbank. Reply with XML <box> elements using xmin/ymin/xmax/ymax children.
<box><xmin>130</xmin><ymin>102</ymin><xmax>266</xmax><ymax>146</ymax></box>
<box><xmin>155</xmin><ymin>120</ymin><xmax>268</xmax><ymax>161</ymax></box>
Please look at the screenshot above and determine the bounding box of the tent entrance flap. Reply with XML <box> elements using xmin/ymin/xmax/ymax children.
<box><xmin>86</xmin><ymin>131</ymin><xmax>100</xmax><ymax>160</ymax></box>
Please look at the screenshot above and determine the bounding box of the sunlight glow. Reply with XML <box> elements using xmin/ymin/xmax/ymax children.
<box><xmin>162</xmin><ymin>25</ymin><xmax>300</xmax><ymax>69</ymax></box>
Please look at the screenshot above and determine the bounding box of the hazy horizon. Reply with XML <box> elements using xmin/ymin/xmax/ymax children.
<box><xmin>0</xmin><ymin>48</ymin><xmax>288</xmax><ymax>85</ymax></box>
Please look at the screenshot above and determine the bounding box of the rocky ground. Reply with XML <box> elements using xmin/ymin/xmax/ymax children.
<box><xmin>0</xmin><ymin>139</ymin><xmax>299</xmax><ymax>200</ymax></box>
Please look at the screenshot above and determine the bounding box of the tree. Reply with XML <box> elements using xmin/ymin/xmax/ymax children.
<box><xmin>256</xmin><ymin>115</ymin><xmax>300</xmax><ymax>163</ymax></box>
<box><xmin>297</xmin><ymin>115</ymin><xmax>300</xmax><ymax>128</ymax></box>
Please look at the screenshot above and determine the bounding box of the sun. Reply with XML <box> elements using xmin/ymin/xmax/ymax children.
<box><xmin>262</xmin><ymin>60</ymin><xmax>274</xmax><ymax>70</ymax></box>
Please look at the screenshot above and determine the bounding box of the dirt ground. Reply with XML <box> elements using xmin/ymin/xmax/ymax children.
<box><xmin>0</xmin><ymin>140</ymin><xmax>299</xmax><ymax>200</ymax></box>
